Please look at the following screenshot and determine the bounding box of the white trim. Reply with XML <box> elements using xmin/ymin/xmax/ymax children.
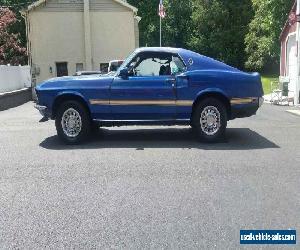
<box><xmin>134</xmin><ymin>15</ymin><xmax>142</xmax><ymax>23</ymax></box>
<box><xmin>284</xmin><ymin>32</ymin><xmax>296</xmax><ymax>76</ymax></box>
<box><xmin>113</xmin><ymin>0</ymin><xmax>137</xmax><ymax>13</ymax></box>
<box><xmin>296</xmin><ymin>13</ymin><xmax>300</xmax><ymax>104</ymax></box>
<box><xmin>27</xmin><ymin>0</ymin><xmax>46</xmax><ymax>12</ymax></box>
<box><xmin>26</xmin><ymin>0</ymin><xmax>137</xmax><ymax>13</ymax></box>
<box><xmin>93</xmin><ymin>119</ymin><xmax>190</xmax><ymax>122</ymax></box>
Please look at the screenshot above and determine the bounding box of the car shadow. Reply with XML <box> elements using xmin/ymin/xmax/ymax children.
<box><xmin>39</xmin><ymin>128</ymin><xmax>279</xmax><ymax>151</ymax></box>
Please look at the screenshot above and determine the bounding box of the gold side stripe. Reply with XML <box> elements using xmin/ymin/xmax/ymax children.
<box><xmin>89</xmin><ymin>99</ymin><xmax>193</xmax><ymax>106</ymax></box>
<box><xmin>90</xmin><ymin>99</ymin><xmax>110</xmax><ymax>105</ymax></box>
<box><xmin>176</xmin><ymin>100</ymin><xmax>194</xmax><ymax>106</ymax></box>
<box><xmin>230</xmin><ymin>97</ymin><xmax>258</xmax><ymax>105</ymax></box>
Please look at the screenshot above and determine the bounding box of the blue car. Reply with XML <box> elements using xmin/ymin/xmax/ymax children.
<box><xmin>35</xmin><ymin>47</ymin><xmax>264</xmax><ymax>144</ymax></box>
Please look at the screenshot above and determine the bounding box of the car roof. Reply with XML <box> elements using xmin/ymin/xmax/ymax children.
<box><xmin>136</xmin><ymin>47</ymin><xmax>184</xmax><ymax>54</ymax></box>
<box><xmin>134</xmin><ymin>47</ymin><xmax>241</xmax><ymax>72</ymax></box>
<box><xmin>135</xmin><ymin>47</ymin><xmax>202</xmax><ymax>62</ymax></box>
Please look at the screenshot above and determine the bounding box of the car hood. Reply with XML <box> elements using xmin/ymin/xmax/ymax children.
<box><xmin>36</xmin><ymin>75</ymin><xmax>114</xmax><ymax>90</ymax></box>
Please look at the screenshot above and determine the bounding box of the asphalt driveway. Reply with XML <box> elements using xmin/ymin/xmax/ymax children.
<box><xmin>0</xmin><ymin>102</ymin><xmax>299</xmax><ymax>249</ymax></box>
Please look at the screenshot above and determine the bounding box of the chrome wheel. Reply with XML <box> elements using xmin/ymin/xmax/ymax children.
<box><xmin>61</xmin><ymin>108</ymin><xmax>82</xmax><ymax>137</ymax></box>
<box><xmin>200</xmin><ymin>106</ymin><xmax>221</xmax><ymax>136</ymax></box>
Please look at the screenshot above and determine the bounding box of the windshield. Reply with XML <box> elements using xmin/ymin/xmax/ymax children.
<box><xmin>116</xmin><ymin>51</ymin><xmax>137</xmax><ymax>75</ymax></box>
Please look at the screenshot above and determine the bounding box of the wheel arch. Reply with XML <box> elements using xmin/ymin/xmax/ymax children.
<box><xmin>192</xmin><ymin>91</ymin><xmax>231</xmax><ymax>120</ymax></box>
<box><xmin>52</xmin><ymin>92</ymin><xmax>91</xmax><ymax>119</ymax></box>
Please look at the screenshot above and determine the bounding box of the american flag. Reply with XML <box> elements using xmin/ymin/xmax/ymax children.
<box><xmin>158</xmin><ymin>0</ymin><xmax>166</xmax><ymax>18</ymax></box>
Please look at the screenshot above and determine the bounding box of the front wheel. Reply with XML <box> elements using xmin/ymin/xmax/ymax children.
<box><xmin>55</xmin><ymin>101</ymin><xmax>91</xmax><ymax>144</ymax></box>
<box><xmin>191</xmin><ymin>98</ymin><xmax>227</xmax><ymax>142</ymax></box>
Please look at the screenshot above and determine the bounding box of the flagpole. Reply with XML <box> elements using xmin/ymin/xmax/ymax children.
<box><xmin>160</xmin><ymin>16</ymin><xmax>162</xmax><ymax>47</ymax></box>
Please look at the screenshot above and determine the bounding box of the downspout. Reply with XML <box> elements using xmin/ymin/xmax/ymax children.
<box><xmin>83</xmin><ymin>0</ymin><xmax>92</xmax><ymax>71</ymax></box>
<box><xmin>20</xmin><ymin>11</ymin><xmax>30</xmax><ymax>67</ymax></box>
<box><xmin>134</xmin><ymin>15</ymin><xmax>141</xmax><ymax>48</ymax></box>
<box><xmin>21</xmin><ymin>10</ymin><xmax>33</xmax><ymax>90</ymax></box>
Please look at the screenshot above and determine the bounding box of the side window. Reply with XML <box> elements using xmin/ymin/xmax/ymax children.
<box><xmin>129</xmin><ymin>53</ymin><xmax>186</xmax><ymax>77</ymax></box>
<box><xmin>170</xmin><ymin>56</ymin><xmax>186</xmax><ymax>75</ymax></box>
<box><xmin>135</xmin><ymin>58</ymin><xmax>162</xmax><ymax>76</ymax></box>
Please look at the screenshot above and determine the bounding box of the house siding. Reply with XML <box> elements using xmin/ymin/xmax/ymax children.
<box><xmin>35</xmin><ymin>0</ymin><xmax>130</xmax><ymax>12</ymax></box>
<box><xmin>90</xmin><ymin>0</ymin><xmax>129</xmax><ymax>12</ymax></box>
<box><xmin>37</xmin><ymin>0</ymin><xmax>84</xmax><ymax>12</ymax></box>
<box><xmin>26</xmin><ymin>0</ymin><xmax>138</xmax><ymax>84</ymax></box>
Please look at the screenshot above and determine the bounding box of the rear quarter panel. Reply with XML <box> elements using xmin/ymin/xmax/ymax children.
<box><xmin>185</xmin><ymin>70</ymin><xmax>263</xmax><ymax>99</ymax></box>
<box><xmin>175</xmin><ymin>69</ymin><xmax>263</xmax><ymax>119</ymax></box>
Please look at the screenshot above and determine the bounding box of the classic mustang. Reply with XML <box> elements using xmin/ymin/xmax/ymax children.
<box><xmin>35</xmin><ymin>47</ymin><xmax>264</xmax><ymax>144</ymax></box>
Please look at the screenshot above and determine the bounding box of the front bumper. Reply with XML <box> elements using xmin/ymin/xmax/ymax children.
<box><xmin>35</xmin><ymin>104</ymin><xmax>50</xmax><ymax>118</ymax></box>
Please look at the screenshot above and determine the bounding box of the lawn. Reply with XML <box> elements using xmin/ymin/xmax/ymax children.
<box><xmin>261</xmin><ymin>75</ymin><xmax>278</xmax><ymax>95</ymax></box>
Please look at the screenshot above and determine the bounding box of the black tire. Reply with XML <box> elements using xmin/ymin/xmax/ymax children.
<box><xmin>55</xmin><ymin>100</ymin><xmax>91</xmax><ymax>144</ymax></box>
<box><xmin>191</xmin><ymin>98</ymin><xmax>227</xmax><ymax>142</ymax></box>
<box><xmin>91</xmin><ymin>122</ymin><xmax>100</xmax><ymax>132</ymax></box>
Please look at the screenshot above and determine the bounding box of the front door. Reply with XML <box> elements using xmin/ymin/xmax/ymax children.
<box><xmin>56</xmin><ymin>62</ymin><xmax>68</xmax><ymax>77</ymax></box>
<box><xmin>110</xmin><ymin>52</ymin><xmax>177</xmax><ymax>120</ymax></box>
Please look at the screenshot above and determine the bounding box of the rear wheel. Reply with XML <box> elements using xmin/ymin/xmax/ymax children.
<box><xmin>192</xmin><ymin>98</ymin><xmax>227</xmax><ymax>142</ymax></box>
<box><xmin>91</xmin><ymin>122</ymin><xmax>100</xmax><ymax>132</ymax></box>
<box><xmin>55</xmin><ymin>101</ymin><xmax>91</xmax><ymax>144</ymax></box>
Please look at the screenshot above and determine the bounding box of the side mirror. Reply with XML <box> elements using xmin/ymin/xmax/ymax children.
<box><xmin>119</xmin><ymin>68</ymin><xmax>129</xmax><ymax>79</ymax></box>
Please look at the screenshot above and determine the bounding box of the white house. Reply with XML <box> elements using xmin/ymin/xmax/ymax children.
<box><xmin>22</xmin><ymin>0</ymin><xmax>140</xmax><ymax>85</ymax></box>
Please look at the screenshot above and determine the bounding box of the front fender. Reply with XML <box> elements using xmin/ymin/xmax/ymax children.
<box><xmin>50</xmin><ymin>91</ymin><xmax>91</xmax><ymax>118</ymax></box>
<box><xmin>55</xmin><ymin>91</ymin><xmax>89</xmax><ymax>104</ymax></box>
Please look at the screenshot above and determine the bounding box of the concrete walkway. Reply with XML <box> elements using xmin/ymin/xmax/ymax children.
<box><xmin>263</xmin><ymin>94</ymin><xmax>300</xmax><ymax>116</ymax></box>
<box><xmin>286</xmin><ymin>109</ymin><xmax>300</xmax><ymax>116</ymax></box>
<box><xmin>264</xmin><ymin>93</ymin><xmax>294</xmax><ymax>106</ymax></box>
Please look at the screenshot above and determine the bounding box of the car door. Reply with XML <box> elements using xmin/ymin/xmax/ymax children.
<box><xmin>110</xmin><ymin>52</ymin><xmax>177</xmax><ymax>120</ymax></box>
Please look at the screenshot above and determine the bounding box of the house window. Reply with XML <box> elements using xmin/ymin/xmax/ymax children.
<box><xmin>56</xmin><ymin>62</ymin><xmax>68</xmax><ymax>77</ymax></box>
<box><xmin>100</xmin><ymin>63</ymin><xmax>109</xmax><ymax>74</ymax></box>
<box><xmin>76</xmin><ymin>63</ymin><xmax>84</xmax><ymax>72</ymax></box>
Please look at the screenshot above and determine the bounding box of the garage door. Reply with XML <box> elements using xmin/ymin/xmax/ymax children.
<box><xmin>286</xmin><ymin>34</ymin><xmax>297</xmax><ymax>93</ymax></box>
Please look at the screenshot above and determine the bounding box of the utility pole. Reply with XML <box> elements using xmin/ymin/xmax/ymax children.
<box><xmin>160</xmin><ymin>16</ymin><xmax>162</xmax><ymax>47</ymax></box>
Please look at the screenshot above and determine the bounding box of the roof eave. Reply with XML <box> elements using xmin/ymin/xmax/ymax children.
<box><xmin>113</xmin><ymin>0</ymin><xmax>138</xmax><ymax>13</ymax></box>
<box><xmin>27</xmin><ymin>0</ymin><xmax>46</xmax><ymax>12</ymax></box>
<box><xmin>279</xmin><ymin>0</ymin><xmax>297</xmax><ymax>40</ymax></box>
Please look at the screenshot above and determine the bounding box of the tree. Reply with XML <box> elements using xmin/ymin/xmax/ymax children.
<box><xmin>245</xmin><ymin>0</ymin><xmax>294</xmax><ymax>72</ymax></box>
<box><xmin>0</xmin><ymin>7</ymin><xmax>26</xmax><ymax>65</ymax></box>
<box><xmin>189</xmin><ymin>0</ymin><xmax>254</xmax><ymax>69</ymax></box>
<box><xmin>0</xmin><ymin>0</ymin><xmax>35</xmax><ymax>46</ymax></box>
<box><xmin>127</xmin><ymin>0</ymin><xmax>193</xmax><ymax>48</ymax></box>
<box><xmin>127</xmin><ymin>0</ymin><xmax>159</xmax><ymax>46</ymax></box>
<box><xmin>160</xmin><ymin>0</ymin><xmax>193</xmax><ymax>48</ymax></box>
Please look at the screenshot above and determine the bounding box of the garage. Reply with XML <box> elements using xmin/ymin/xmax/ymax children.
<box><xmin>286</xmin><ymin>33</ymin><xmax>297</xmax><ymax>93</ymax></box>
<box><xmin>280</xmin><ymin>0</ymin><xmax>300</xmax><ymax>104</ymax></box>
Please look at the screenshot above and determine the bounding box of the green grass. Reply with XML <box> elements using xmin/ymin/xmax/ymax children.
<box><xmin>261</xmin><ymin>75</ymin><xmax>278</xmax><ymax>95</ymax></box>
